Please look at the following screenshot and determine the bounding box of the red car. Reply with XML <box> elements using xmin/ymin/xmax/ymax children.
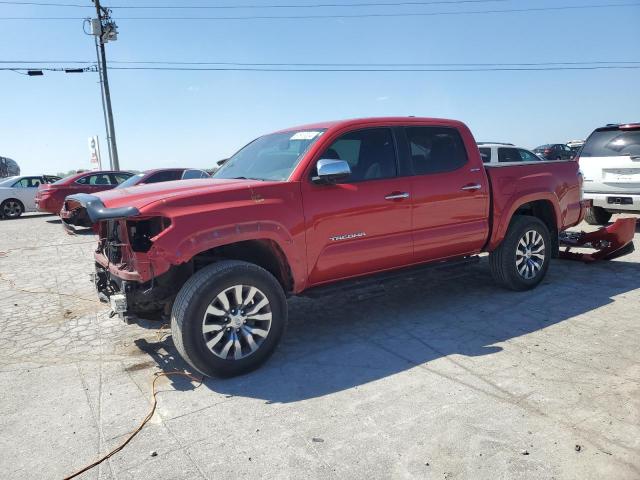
<box><xmin>64</xmin><ymin>117</ymin><xmax>587</xmax><ymax>377</ymax></box>
<box><xmin>35</xmin><ymin>170</ymin><xmax>133</xmax><ymax>215</ymax></box>
<box><xmin>115</xmin><ymin>168</ymin><xmax>210</xmax><ymax>189</ymax></box>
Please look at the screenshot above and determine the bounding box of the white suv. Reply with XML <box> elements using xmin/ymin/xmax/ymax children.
<box><xmin>578</xmin><ymin>123</ymin><xmax>640</xmax><ymax>225</ymax></box>
<box><xmin>477</xmin><ymin>143</ymin><xmax>544</xmax><ymax>164</ymax></box>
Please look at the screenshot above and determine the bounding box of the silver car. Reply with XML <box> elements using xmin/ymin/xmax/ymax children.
<box><xmin>0</xmin><ymin>175</ymin><xmax>60</xmax><ymax>219</ymax></box>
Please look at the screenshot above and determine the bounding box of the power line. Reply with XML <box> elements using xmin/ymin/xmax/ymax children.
<box><xmin>2</xmin><ymin>2</ymin><xmax>639</xmax><ymax>20</ymax></box>
<box><xmin>5</xmin><ymin>64</ymin><xmax>640</xmax><ymax>72</ymax></box>
<box><xmin>0</xmin><ymin>0</ymin><xmax>513</xmax><ymax>7</ymax></box>
<box><xmin>105</xmin><ymin>65</ymin><xmax>640</xmax><ymax>71</ymax></box>
<box><xmin>3</xmin><ymin>60</ymin><xmax>640</xmax><ymax>67</ymax></box>
<box><xmin>0</xmin><ymin>1</ymin><xmax>87</xmax><ymax>5</ymax></box>
<box><xmin>0</xmin><ymin>66</ymin><xmax>95</xmax><ymax>71</ymax></box>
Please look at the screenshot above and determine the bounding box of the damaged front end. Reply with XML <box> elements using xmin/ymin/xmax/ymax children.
<box><xmin>559</xmin><ymin>217</ymin><xmax>636</xmax><ymax>262</ymax></box>
<box><xmin>65</xmin><ymin>194</ymin><xmax>189</xmax><ymax>322</ymax></box>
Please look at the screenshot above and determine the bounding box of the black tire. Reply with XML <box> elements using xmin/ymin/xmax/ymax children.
<box><xmin>171</xmin><ymin>260</ymin><xmax>287</xmax><ymax>378</ymax></box>
<box><xmin>489</xmin><ymin>215</ymin><xmax>551</xmax><ymax>291</ymax></box>
<box><xmin>584</xmin><ymin>206</ymin><xmax>612</xmax><ymax>226</ymax></box>
<box><xmin>1</xmin><ymin>199</ymin><xmax>24</xmax><ymax>219</ymax></box>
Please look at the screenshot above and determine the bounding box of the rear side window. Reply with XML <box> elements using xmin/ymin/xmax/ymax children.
<box><xmin>581</xmin><ymin>129</ymin><xmax>640</xmax><ymax>157</ymax></box>
<box><xmin>479</xmin><ymin>147</ymin><xmax>492</xmax><ymax>163</ymax></box>
<box><xmin>518</xmin><ymin>149</ymin><xmax>542</xmax><ymax>162</ymax></box>
<box><xmin>320</xmin><ymin>128</ymin><xmax>397</xmax><ymax>182</ymax></box>
<box><xmin>182</xmin><ymin>169</ymin><xmax>209</xmax><ymax>179</ymax></box>
<box><xmin>77</xmin><ymin>174</ymin><xmax>112</xmax><ymax>185</ymax></box>
<box><xmin>145</xmin><ymin>170</ymin><xmax>183</xmax><ymax>183</ymax></box>
<box><xmin>498</xmin><ymin>148</ymin><xmax>524</xmax><ymax>163</ymax></box>
<box><xmin>406</xmin><ymin>127</ymin><xmax>468</xmax><ymax>175</ymax></box>
<box><xmin>112</xmin><ymin>173</ymin><xmax>132</xmax><ymax>184</ymax></box>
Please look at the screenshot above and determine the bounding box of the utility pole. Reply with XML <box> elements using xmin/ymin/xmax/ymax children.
<box><xmin>90</xmin><ymin>0</ymin><xmax>119</xmax><ymax>170</ymax></box>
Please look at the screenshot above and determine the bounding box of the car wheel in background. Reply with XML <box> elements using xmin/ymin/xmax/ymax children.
<box><xmin>584</xmin><ymin>206</ymin><xmax>612</xmax><ymax>226</ymax></box>
<box><xmin>1</xmin><ymin>199</ymin><xmax>24</xmax><ymax>219</ymax></box>
<box><xmin>171</xmin><ymin>260</ymin><xmax>288</xmax><ymax>377</ymax></box>
<box><xmin>489</xmin><ymin>215</ymin><xmax>551</xmax><ymax>291</ymax></box>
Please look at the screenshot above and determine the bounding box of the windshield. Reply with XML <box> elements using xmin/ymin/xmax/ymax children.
<box><xmin>581</xmin><ymin>129</ymin><xmax>640</xmax><ymax>157</ymax></box>
<box><xmin>116</xmin><ymin>173</ymin><xmax>144</xmax><ymax>189</ymax></box>
<box><xmin>0</xmin><ymin>176</ymin><xmax>19</xmax><ymax>187</ymax></box>
<box><xmin>214</xmin><ymin>129</ymin><xmax>326</xmax><ymax>181</ymax></box>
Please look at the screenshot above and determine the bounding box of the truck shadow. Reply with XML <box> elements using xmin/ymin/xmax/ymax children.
<box><xmin>139</xmin><ymin>256</ymin><xmax>640</xmax><ymax>402</ymax></box>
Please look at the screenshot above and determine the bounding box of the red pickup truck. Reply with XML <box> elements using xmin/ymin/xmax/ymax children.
<box><xmin>64</xmin><ymin>117</ymin><xmax>585</xmax><ymax>377</ymax></box>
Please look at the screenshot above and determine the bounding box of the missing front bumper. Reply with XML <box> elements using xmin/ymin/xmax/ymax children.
<box><xmin>559</xmin><ymin>217</ymin><xmax>636</xmax><ymax>262</ymax></box>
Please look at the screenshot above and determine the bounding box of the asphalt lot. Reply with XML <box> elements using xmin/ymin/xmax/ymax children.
<box><xmin>0</xmin><ymin>213</ymin><xmax>639</xmax><ymax>480</ymax></box>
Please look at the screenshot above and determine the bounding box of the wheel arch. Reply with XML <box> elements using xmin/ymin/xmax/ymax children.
<box><xmin>489</xmin><ymin>195</ymin><xmax>560</xmax><ymax>254</ymax></box>
<box><xmin>190</xmin><ymin>238</ymin><xmax>295</xmax><ymax>294</ymax></box>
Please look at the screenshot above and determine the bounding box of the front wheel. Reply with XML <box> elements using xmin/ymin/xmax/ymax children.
<box><xmin>489</xmin><ymin>215</ymin><xmax>551</xmax><ymax>291</ymax></box>
<box><xmin>171</xmin><ymin>260</ymin><xmax>287</xmax><ymax>377</ymax></box>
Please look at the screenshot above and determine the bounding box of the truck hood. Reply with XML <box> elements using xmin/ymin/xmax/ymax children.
<box><xmin>92</xmin><ymin>178</ymin><xmax>261</xmax><ymax>210</ymax></box>
<box><xmin>61</xmin><ymin>178</ymin><xmax>272</xmax><ymax>227</ymax></box>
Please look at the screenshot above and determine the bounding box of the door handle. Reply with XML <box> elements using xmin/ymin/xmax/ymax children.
<box><xmin>385</xmin><ymin>192</ymin><xmax>410</xmax><ymax>200</ymax></box>
<box><xmin>461</xmin><ymin>183</ymin><xmax>482</xmax><ymax>191</ymax></box>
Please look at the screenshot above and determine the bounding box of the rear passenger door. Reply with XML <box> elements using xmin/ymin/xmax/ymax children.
<box><xmin>301</xmin><ymin>127</ymin><xmax>414</xmax><ymax>286</ymax></box>
<box><xmin>402</xmin><ymin>126</ymin><xmax>490</xmax><ymax>261</ymax></box>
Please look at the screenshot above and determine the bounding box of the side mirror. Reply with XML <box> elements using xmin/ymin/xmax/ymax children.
<box><xmin>313</xmin><ymin>159</ymin><xmax>351</xmax><ymax>184</ymax></box>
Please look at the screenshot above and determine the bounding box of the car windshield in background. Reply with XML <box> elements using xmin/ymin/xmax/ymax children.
<box><xmin>214</xmin><ymin>129</ymin><xmax>326</xmax><ymax>181</ymax></box>
<box><xmin>116</xmin><ymin>173</ymin><xmax>145</xmax><ymax>188</ymax></box>
<box><xmin>581</xmin><ymin>129</ymin><xmax>640</xmax><ymax>157</ymax></box>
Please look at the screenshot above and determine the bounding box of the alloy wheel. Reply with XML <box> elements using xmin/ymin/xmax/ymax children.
<box><xmin>201</xmin><ymin>285</ymin><xmax>272</xmax><ymax>360</ymax></box>
<box><xmin>516</xmin><ymin>230</ymin><xmax>545</xmax><ymax>280</ymax></box>
<box><xmin>2</xmin><ymin>201</ymin><xmax>22</xmax><ymax>218</ymax></box>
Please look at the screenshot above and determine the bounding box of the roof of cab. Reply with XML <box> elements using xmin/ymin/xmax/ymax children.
<box><xmin>272</xmin><ymin>116</ymin><xmax>466</xmax><ymax>134</ymax></box>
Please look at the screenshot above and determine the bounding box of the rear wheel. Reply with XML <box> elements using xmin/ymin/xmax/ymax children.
<box><xmin>171</xmin><ymin>260</ymin><xmax>287</xmax><ymax>377</ymax></box>
<box><xmin>584</xmin><ymin>206</ymin><xmax>612</xmax><ymax>226</ymax></box>
<box><xmin>489</xmin><ymin>215</ymin><xmax>551</xmax><ymax>291</ymax></box>
<box><xmin>1</xmin><ymin>199</ymin><xmax>24</xmax><ymax>219</ymax></box>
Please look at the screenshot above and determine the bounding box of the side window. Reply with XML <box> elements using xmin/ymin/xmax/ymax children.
<box><xmin>12</xmin><ymin>178</ymin><xmax>28</xmax><ymax>188</ymax></box>
<box><xmin>406</xmin><ymin>126</ymin><xmax>468</xmax><ymax>175</ymax></box>
<box><xmin>78</xmin><ymin>174</ymin><xmax>112</xmax><ymax>185</ymax></box>
<box><xmin>518</xmin><ymin>149</ymin><xmax>541</xmax><ymax>162</ymax></box>
<box><xmin>112</xmin><ymin>173</ymin><xmax>132</xmax><ymax>184</ymax></box>
<box><xmin>479</xmin><ymin>147</ymin><xmax>492</xmax><ymax>163</ymax></box>
<box><xmin>182</xmin><ymin>169</ymin><xmax>209</xmax><ymax>180</ymax></box>
<box><xmin>145</xmin><ymin>170</ymin><xmax>183</xmax><ymax>184</ymax></box>
<box><xmin>12</xmin><ymin>177</ymin><xmax>40</xmax><ymax>187</ymax></box>
<box><xmin>319</xmin><ymin>128</ymin><xmax>397</xmax><ymax>182</ymax></box>
<box><xmin>498</xmin><ymin>148</ymin><xmax>524</xmax><ymax>163</ymax></box>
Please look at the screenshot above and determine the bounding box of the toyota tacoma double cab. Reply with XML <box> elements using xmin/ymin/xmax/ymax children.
<box><xmin>63</xmin><ymin>117</ymin><xmax>586</xmax><ymax>377</ymax></box>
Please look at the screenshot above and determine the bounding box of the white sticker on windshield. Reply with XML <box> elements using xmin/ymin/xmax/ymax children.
<box><xmin>290</xmin><ymin>131</ymin><xmax>322</xmax><ymax>141</ymax></box>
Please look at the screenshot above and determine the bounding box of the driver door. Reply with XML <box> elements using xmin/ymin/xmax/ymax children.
<box><xmin>301</xmin><ymin>127</ymin><xmax>413</xmax><ymax>286</ymax></box>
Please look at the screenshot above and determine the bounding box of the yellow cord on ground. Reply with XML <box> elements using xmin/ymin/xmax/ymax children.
<box><xmin>63</xmin><ymin>370</ymin><xmax>203</xmax><ymax>480</ymax></box>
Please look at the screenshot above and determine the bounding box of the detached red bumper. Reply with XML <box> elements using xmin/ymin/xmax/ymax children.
<box><xmin>559</xmin><ymin>217</ymin><xmax>636</xmax><ymax>262</ymax></box>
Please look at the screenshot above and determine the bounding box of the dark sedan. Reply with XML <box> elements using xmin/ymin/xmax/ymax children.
<box><xmin>533</xmin><ymin>144</ymin><xmax>575</xmax><ymax>160</ymax></box>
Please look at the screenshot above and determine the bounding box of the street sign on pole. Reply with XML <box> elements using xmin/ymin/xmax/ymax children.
<box><xmin>89</xmin><ymin>136</ymin><xmax>102</xmax><ymax>170</ymax></box>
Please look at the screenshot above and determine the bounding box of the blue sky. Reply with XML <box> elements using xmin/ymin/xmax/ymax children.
<box><xmin>1</xmin><ymin>0</ymin><xmax>639</xmax><ymax>175</ymax></box>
